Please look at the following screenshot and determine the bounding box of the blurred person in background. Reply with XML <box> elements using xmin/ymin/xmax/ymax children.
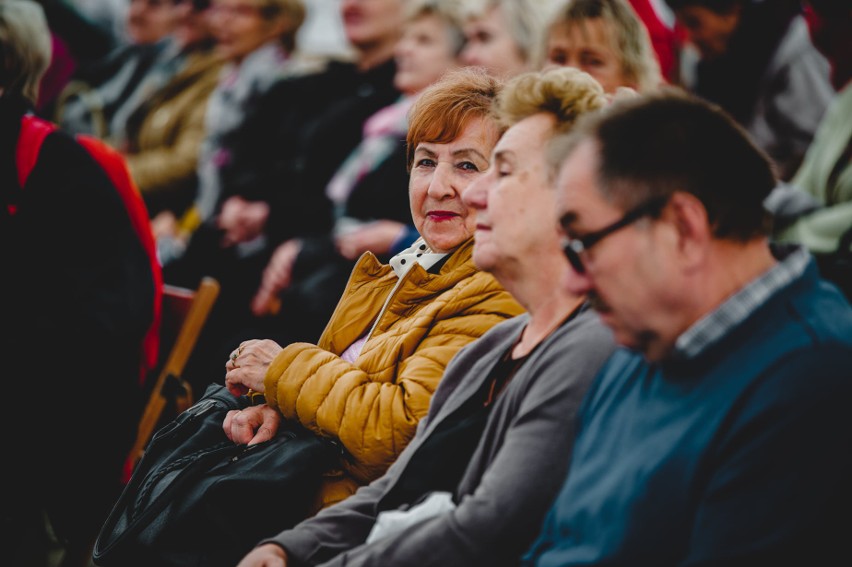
<box><xmin>542</xmin><ymin>0</ymin><xmax>662</xmax><ymax>94</ymax></box>
<box><xmin>771</xmin><ymin>0</ymin><xmax>852</xmax><ymax>300</ymax></box>
<box><xmin>152</xmin><ymin>0</ymin><xmax>305</xmax><ymax>264</ymax></box>
<box><xmin>118</xmin><ymin>0</ymin><xmax>224</xmax><ymax>221</ymax></box>
<box><xmin>55</xmin><ymin>0</ymin><xmax>182</xmax><ymax>139</ymax></box>
<box><xmin>459</xmin><ymin>0</ymin><xmax>550</xmax><ymax>79</ymax></box>
<box><xmin>666</xmin><ymin>0</ymin><xmax>834</xmax><ymax>180</ymax></box>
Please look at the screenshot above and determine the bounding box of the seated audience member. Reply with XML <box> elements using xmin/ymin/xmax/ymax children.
<box><xmin>772</xmin><ymin>0</ymin><xmax>852</xmax><ymax>300</ymax></box>
<box><xmin>31</xmin><ymin>0</ymin><xmax>118</xmax><ymax>115</ymax></box>
<box><xmin>154</xmin><ymin>0</ymin><xmax>306</xmax><ymax>264</ymax></box>
<box><xmin>161</xmin><ymin>0</ymin><xmax>405</xmax><ymax>393</ymax></box>
<box><xmin>119</xmin><ymin>0</ymin><xmax>224</xmax><ymax>219</ymax></box>
<box><xmin>246</xmin><ymin>0</ymin><xmax>466</xmax><ymax>350</ymax></box>
<box><xmin>0</xmin><ymin>2</ymin><xmax>156</xmax><ymax>565</ymax></box>
<box><xmin>542</xmin><ymin>0</ymin><xmax>662</xmax><ymax>94</ymax></box>
<box><xmin>666</xmin><ymin>0</ymin><xmax>834</xmax><ymax>180</ymax></box>
<box><xmin>221</xmin><ymin>68</ymin><xmax>524</xmax><ymax>524</ymax></box>
<box><xmin>523</xmin><ymin>90</ymin><xmax>852</xmax><ymax>565</ymax></box>
<box><xmin>233</xmin><ymin>64</ymin><xmax>615</xmax><ymax>567</ymax></box>
<box><xmin>55</xmin><ymin>0</ymin><xmax>181</xmax><ymax>139</ymax></box>
<box><xmin>459</xmin><ymin>0</ymin><xmax>549</xmax><ymax>79</ymax></box>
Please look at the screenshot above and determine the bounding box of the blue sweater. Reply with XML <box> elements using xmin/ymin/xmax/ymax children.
<box><xmin>524</xmin><ymin>258</ymin><xmax>852</xmax><ymax>566</ymax></box>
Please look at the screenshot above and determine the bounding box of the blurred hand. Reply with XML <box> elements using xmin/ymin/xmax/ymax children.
<box><xmin>335</xmin><ymin>220</ymin><xmax>406</xmax><ymax>260</ymax></box>
<box><xmin>236</xmin><ymin>543</ymin><xmax>289</xmax><ymax>567</ymax></box>
<box><xmin>251</xmin><ymin>239</ymin><xmax>302</xmax><ymax>316</ymax></box>
<box><xmin>224</xmin><ymin>339</ymin><xmax>284</xmax><ymax>396</ymax></box>
<box><xmin>217</xmin><ymin>196</ymin><xmax>270</xmax><ymax>247</ymax></box>
<box><xmin>223</xmin><ymin>403</ymin><xmax>281</xmax><ymax>445</ymax></box>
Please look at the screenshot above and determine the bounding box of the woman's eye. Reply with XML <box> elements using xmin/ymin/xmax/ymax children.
<box><xmin>458</xmin><ymin>161</ymin><xmax>479</xmax><ymax>172</ymax></box>
<box><xmin>416</xmin><ymin>158</ymin><xmax>436</xmax><ymax>168</ymax></box>
<box><xmin>581</xmin><ymin>54</ymin><xmax>605</xmax><ymax>68</ymax></box>
<box><xmin>548</xmin><ymin>51</ymin><xmax>567</xmax><ymax>65</ymax></box>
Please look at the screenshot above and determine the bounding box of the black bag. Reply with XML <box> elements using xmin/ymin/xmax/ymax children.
<box><xmin>93</xmin><ymin>383</ymin><xmax>340</xmax><ymax>567</ymax></box>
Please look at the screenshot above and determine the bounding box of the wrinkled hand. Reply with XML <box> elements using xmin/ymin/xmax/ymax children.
<box><xmin>251</xmin><ymin>239</ymin><xmax>302</xmax><ymax>316</ymax></box>
<box><xmin>236</xmin><ymin>543</ymin><xmax>288</xmax><ymax>567</ymax></box>
<box><xmin>223</xmin><ymin>403</ymin><xmax>281</xmax><ymax>445</ymax></box>
<box><xmin>225</xmin><ymin>339</ymin><xmax>284</xmax><ymax>396</ymax></box>
<box><xmin>335</xmin><ymin>220</ymin><xmax>406</xmax><ymax>260</ymax></box>
<box><xmin>217</xmin><ymin>196</ymin><xmax>270</xmax><ymax>247</ymax></box>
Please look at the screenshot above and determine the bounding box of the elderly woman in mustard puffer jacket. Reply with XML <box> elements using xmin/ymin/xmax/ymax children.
<box><xmin>221</xmin><ymin>67</ymin><xmax>524</xmax><ymax>513</ymax></box>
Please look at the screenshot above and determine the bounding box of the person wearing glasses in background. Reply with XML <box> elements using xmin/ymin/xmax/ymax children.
<box><xmin>523</xmin><ymin>89</ymin><xmax>852</xmax><ymax>566</ymax></box>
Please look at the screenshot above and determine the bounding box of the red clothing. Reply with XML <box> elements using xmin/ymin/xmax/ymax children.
<box><xmin>628</xmin><ymin>0</ymin><xmax>679</xmax><ymax>82</ymax></box>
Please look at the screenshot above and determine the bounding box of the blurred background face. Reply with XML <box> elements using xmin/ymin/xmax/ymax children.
<box><xmin>340</xmin><ymin>0</ymin><xmax>404</xmax><ymax>51</ymax></box>
<box><xmin>674</xmin><ymin>4</ymin><xmax>740</xmax><ymax>60</ymax></box>
<box><xmin>127</xmin><ymin>0</ymin><xmax>180</xmax><ymax>44</ymax></box>
<box><xmin>394</xmin><ymin>13</ymin><xmax>460</xmax><ymax>95</ymax></box>
<box><xmin>460</xmin><ymin>5</ymin><xmax>527</xmax><ymax>78</ymax></box>
<box><xmin>173</xmin><ymin>0</ymin><xmax>214</xmax><ymax>47</ymax></box>
<box><xmin>544</xmin><ymin>19</ymin><xmax>630</xmax><ymax>93</ymax></box>
<box><xmin>408</xmin><ymin>116</ymin><xmax>499</xmax><ymax>253</ymax></box>
<box><xmin>210</xmin><ymin>0</ymin><xmax>284</xmax><ymax>62</ymax></box>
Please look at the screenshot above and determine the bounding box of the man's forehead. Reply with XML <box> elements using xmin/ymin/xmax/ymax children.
<box><xmin>555</xmin><ymin>141</ymin><xmax>603</xmax><ymax>221</ymax></box>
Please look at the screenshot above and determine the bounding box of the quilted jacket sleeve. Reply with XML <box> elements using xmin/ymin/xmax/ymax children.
<box><xmin>264</xmin><ymin>273</ymin><xmax>523</xmax><ymax>483</ymax></box>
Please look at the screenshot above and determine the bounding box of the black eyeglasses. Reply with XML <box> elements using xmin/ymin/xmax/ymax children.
<box><xmin>561</xmin><ymin>195</ymin><xmax>669</xmax><ymax>274</ymax></box>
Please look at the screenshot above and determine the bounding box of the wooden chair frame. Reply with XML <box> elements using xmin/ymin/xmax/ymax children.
<box><xmin>127</xmin><ymin>277</ymin><xmax>220</xmax><ymax>470</ymax></box>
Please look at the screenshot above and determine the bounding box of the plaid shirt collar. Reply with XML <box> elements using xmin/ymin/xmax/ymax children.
<box><xmin>673</xmin><ymin>245</ymin><xmax>810</xmax><ymax>359</ymax></box>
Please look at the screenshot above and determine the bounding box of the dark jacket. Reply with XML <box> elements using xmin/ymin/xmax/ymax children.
<box><xmin>0</xmin><ymin>93</ymin><xmax>155</xmax><ymax>547</ymax></box>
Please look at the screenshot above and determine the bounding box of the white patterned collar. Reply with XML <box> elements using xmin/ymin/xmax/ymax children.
<box><xmin>389</xmin><ymin>237</ymin><xmax>448</xmax><ymax>278</ymax></box>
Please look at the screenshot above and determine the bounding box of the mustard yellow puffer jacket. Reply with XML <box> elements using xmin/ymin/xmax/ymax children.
<box><xmin>263</xmin><ymin>238</ymin><xmax>524</xmax><ymax>509</ymax></box>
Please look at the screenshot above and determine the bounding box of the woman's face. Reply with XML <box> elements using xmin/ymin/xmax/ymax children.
<box><xmin>460</xmin><ymin>5</ymin><xmax>528</xmax><ymax>78</ymax></box>
<box><xmin>544</xmin><ymin>19</ymin><xmax>632</xmax><ymax>93</ymax></box>
<box><xmin>174</xmin><ymin>0</ymin><xmax>214</xmax><ymax>48</ymax></box>
<box><xmin>341</xmin><ymin>0</ymin><xmax>404</xmax><ymax>52</ymax></box>
<box><xmin>209</xmin><ymin>0</ymin><xmax>287</xmax><ymax>63</ymax></box>
<box><xmin>408</xmin><ymin>116</ymin><xmax>499</xmax><ymax>253</ymax></box>
<box><xmin>127</xmin><ymin>0</ymin><xmax>180</xmax><ymax>45</ymax></box>
<box><xmin>394</xmin><ymin>14</ymin><xmax>460</xmax><ymax>95</ymax></box>
<box><xmin>675</xmin><ymin>4</ymin><xmax>741</xmax><ymax>60</ymax></box>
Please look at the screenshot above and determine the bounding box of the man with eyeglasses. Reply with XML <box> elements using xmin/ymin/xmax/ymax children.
<box><xmin>523</xmin><ymin>89</ymin><xmax>852</xmax><ymax>566</ymax></box>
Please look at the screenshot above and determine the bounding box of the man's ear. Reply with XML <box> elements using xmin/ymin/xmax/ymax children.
<box><xmin>666</xmin><ymin>190</ymin><xmax>711</xmax><ymax>271</ymax></box>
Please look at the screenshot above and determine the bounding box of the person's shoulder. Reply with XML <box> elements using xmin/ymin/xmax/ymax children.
<box><xmin>780</xmin><ymin>264</ymin><xmax>852</xmax><ymax>348</ymax></box>
<box><xmin>530</xmin><ymin>306</ymin><xmax>619</xmax><ymax>384</ymax></box>
<box><xmin>37</xmin><ymin>126</ymin><xmax>92</xmax><ymax>164</ymax></box>
<box><xmin>265</xmin><ymin>57</ymin><xmax>355</xmax><ymax>95</ymax></box>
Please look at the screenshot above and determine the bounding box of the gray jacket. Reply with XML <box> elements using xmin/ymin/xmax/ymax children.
<box><xmin>267</xmin><ymin>305</ymin><xmax>616</xmax><ymax>566</ymax></box>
